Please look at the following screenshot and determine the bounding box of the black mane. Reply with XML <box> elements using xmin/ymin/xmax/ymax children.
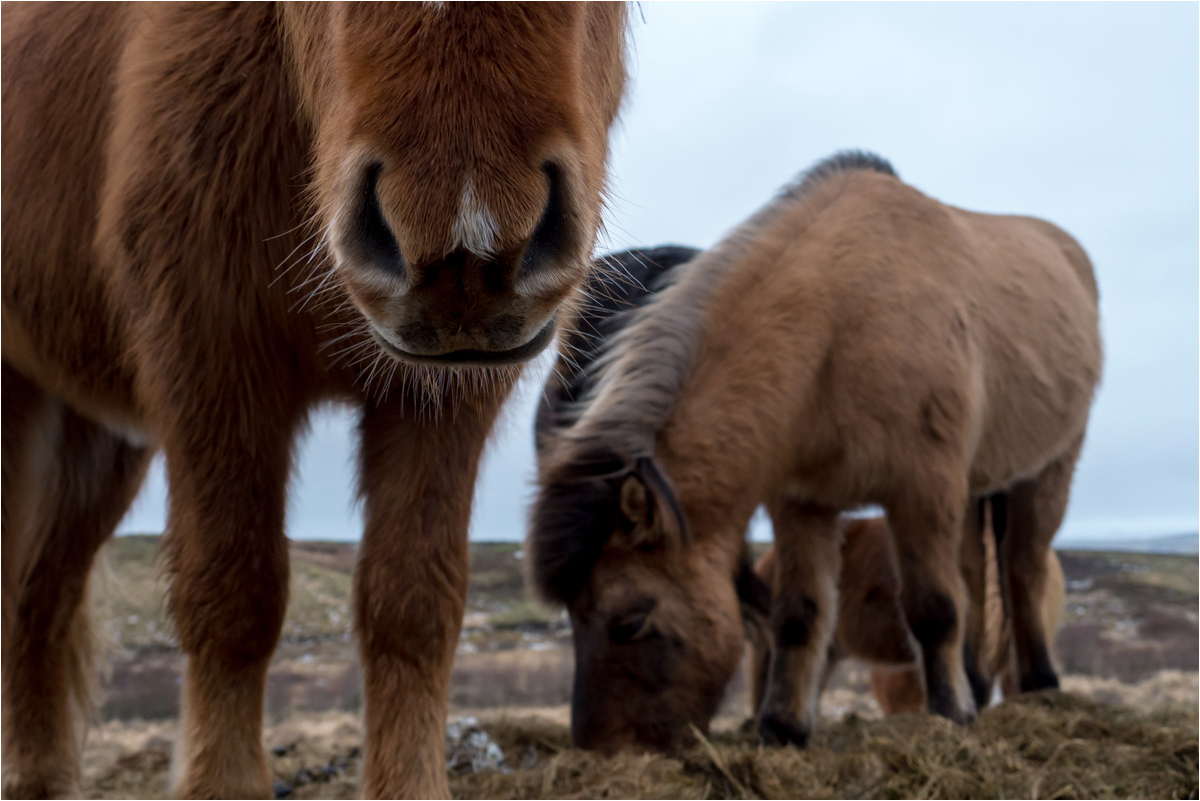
<box><xmin>529</xmin><ymin>445</ymin><xmax>630</xmax><ymax>604</ymax></box>
<box><xmin>780</xmin><ymin>150</ymin><xmax>897</xmax><ymax>201</ymax></box>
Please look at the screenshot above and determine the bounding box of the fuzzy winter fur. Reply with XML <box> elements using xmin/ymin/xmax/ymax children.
<box><xmin>530</xmin><ymin>151</ymin><xmax>1100</xmax><ymax>751</ymax></box>
<box><xmin>1</xmin><ymin>4</ymin><xmax>627</xmax><ymax>797</ymax></box>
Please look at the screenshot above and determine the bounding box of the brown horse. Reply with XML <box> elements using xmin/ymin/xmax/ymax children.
<box><xmin>748</xmin><ymin>513</ymin><xmax>1066</xmax><ymax>720</ymax></box>
<box><xmin>529</xmin><ymin>151</ymin><xmax>1101</xmax><ymax>752</ymax></box>
<box><xmin>2</xmin><ymin>4</ymin><xmax>626</xmax><ymax>797</ymax></box>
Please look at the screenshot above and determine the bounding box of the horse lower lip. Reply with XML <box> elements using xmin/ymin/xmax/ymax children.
<box><xmin>378</xmin><ymin>321</ymin><xmax>555</xmax><ymax>366</ymax></box>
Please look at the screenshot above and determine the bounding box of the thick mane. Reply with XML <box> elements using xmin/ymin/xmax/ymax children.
<box><xmin>529</xmin><ymin>445</ymin><xmax>629</xmax><ymax>604</ymax></box>
<box><xmin>530</xmin><ymin>151</ymin><xmax>898</xmax><ymax>602</ymax></box>
<box><xmin>568</xmin><ymin>246</ymin><xmax>703</xmax><ymax>385</ymax></box>
<box><xmin>536</xmin><ymin>246</ymin><xmax>701</xmax><ymax>449</ymax></box>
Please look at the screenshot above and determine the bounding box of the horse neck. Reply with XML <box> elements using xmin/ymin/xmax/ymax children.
<box><xmin>657</xmin><ymin>191</ymin><xmax>847</xmax><ymax>533</ymax></box>
<box><xmin>575</xmin><ymin>221</ymin><xmax>824</xmax><ymax>542</ymax></box>
<box><xmin>657</xmin><ymin>280</ymin><xmax>815</xmax><ymax>538</ymax></box>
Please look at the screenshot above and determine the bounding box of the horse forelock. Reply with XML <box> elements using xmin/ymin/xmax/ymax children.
<box><xmin>530</xmin><ymin>443</ymin><xmax>630</xmax><ymax>604</ymax></box>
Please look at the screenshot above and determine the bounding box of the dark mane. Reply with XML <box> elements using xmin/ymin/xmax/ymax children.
<box><xmin>779</xmin><ymin>150</ymin><xmax>897</xmax><ymax>202</ymax></box>
<box><xmin>536</xmin><ymin>246</ymin><xmax>701</xmax><ymax>450</ymax></box>
<box><xmin>529</xmin><ymin>445</ymin><xmax>630</xmax><ymax>604</ymax></box>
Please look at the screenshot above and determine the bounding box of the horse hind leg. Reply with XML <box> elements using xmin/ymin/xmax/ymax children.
<box><xmin>958</xmin><ymin>494</ymin><xmax>994</xmax><ymax>711</ymax></box>
<box><xmin>2</xmin><ymin>368</ymin><xmax>150</xmax><ymax>798</ymax></box>
<box><xmin>888</xmin><ymin>472</ymin><xmax>976</xmax><ymax>725</ymax></box>
<box><xmin>999</xmin><ymin>435</ymin><xmax>1082</xmax><ymax>693</ymax></box>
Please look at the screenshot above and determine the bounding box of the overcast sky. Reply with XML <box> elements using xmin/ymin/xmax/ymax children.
<box><xmin>120</xmin><ymin>2</ymin><xmax>1199</xmax><ymax>548</ymax></box>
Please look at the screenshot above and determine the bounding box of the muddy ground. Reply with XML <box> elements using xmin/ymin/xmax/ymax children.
<box><xmin>79</xmin><ymin>537</ymin><xmax>1198</xmax><ymax>798</ymax></box>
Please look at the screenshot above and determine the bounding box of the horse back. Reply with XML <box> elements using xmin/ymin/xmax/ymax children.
<box><xmin>734</xmin><ymin>170</ymin><xmax>1101</xmax><ymax>493</ymax></box>
<box><xmin>949</xmin><ymin>207</ymin><xmax>1102</xmax><ymax>489</ymax></box>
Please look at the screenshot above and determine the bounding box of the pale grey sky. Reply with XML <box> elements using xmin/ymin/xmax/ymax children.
<box><xmin>120</xmin><ymin>2</ymin><xmax>1199</xmax><ymax>548</ymax></box>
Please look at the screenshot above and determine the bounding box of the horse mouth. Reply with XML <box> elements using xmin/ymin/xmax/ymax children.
<box><xmin>374</xmin><ymin>320</ymin><xmax>556</xmax><ymax>367</ymax></box>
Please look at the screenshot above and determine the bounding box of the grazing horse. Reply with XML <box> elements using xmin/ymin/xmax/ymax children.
<box><xmin>529</xmin><ymin>151</ymin><xmax>1101</xmax><ymax>752</ymax></box>
<box><xmin>2</xmin><ymin>4</ymin><xmax>627</xmax><ymax>797</ymax></box>
<box><xmin>748</xmin><ymin>512</ymin><xmax>1066</xmax><ymax>720</ymax></box>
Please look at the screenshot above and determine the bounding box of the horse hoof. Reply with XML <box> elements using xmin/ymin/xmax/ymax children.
<box><xmin>951</xmin><ymin>705</ymin><xmax>977</xmax><ymax>725</ymax></box>
<box><xmin>758</xmin><ymin>713</ymin><xmax>810</xmax><ymax>747</ymax></box>
<box><xmin>927</xmin><ymin>691</ymin><xmax>977</xmax><ymax>725</ymax></box>
<box><xmin>1020</xmin><ymin>669</ymin><xmax>1061</xmax><ymax>693</ymax></box>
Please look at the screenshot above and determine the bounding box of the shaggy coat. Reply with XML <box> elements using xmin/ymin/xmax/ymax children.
<box><xmin>530</xmin><ymin>151</ymin><xmax>1101</xmax><ymax>751</ymax></box>
<box><xmin>2</xmin><ymin>4</ymin><xmax>626</xmax><ymax>797</ymax></box>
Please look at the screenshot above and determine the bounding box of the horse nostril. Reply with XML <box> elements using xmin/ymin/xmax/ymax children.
<box><xmin>351</xmin><ymin>162</ymin><xmax>405</xmax><ymax>277</ymax></box>
<box><xmin>518</xmin><ymin>161</ymin><xmax>577</xmax><ymax>278</ymax></box>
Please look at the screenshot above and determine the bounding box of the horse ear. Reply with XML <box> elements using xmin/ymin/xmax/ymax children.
<box><xmin>616</xmin><ymin>456</ymin><xmax>689</xmax><ymax>550</ymax></box>
<box><xmin>618</xmin><ymin>473</ymin><xmax>651</xmax><ymax>527</ymax></box>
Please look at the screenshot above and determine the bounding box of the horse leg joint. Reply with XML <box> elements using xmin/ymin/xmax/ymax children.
<box><xmin>776</xmin><ymin>596</ymin><xmax>818</xmax><ymax>648</ymax></box>
<box><xmin>962</xmin><ymin>636</ymin><xmax>992</xmax><ymax>710</ymax></box>
<box><xmin>907</xmin><ymin>589</ymin><xmax>958</xmax><ymax>650</ymax></box>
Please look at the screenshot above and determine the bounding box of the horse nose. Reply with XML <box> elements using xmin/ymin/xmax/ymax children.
<box><xmin>338</xmin><ymin>162</ymin><xmax>407</xmax><ymax>280</ymax></box>
<box><xmin>511</xmin><ymin>162</ymin><xmax>584</xmax><ymax>294</ymax></box>
<box><xmin>413</xmin><ymin>249</ymin><xmax>513</xmax><ymax>296</ymax></box>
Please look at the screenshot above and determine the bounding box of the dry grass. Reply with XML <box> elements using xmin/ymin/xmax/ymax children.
<box><xmin>80</xmin><ymin>689</ymin><xmax>1198</xmax><ymax>799</ymax></box>
<box><xmin>450</xmin><ymin>692</ymin><xmax>1197</xmax><ymax>800</ymax></box>
<box><xmin>81</xmin><ymin>539</ymin><xmax>1197</xmax><ymax>798</ymax></box>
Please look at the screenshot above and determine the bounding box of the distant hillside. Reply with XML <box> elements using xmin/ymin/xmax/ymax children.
<box><xmin>96</xmin><ymin>536</ymin><xmax>1196</xmax><ymax>722</ymax></box>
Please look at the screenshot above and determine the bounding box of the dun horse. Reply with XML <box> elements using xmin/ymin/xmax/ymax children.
<box><xmin>530</xmin><ymin>152</ymin><xmax>1101</xmax><ymax>752</ymax></box>
<box><xmin>2</xmin><ymin>4</ymin><xmax>626</xmax><ymax>797</ymax></box>
<box><xmin>748</xmin><ymin>513</ymin><xmax>1066</xmax><ymax>721</ymax></box>
<box><xmin>536</xmin><ymin>248</ymin><xmax>1066</xmax><ymax>742</ymax></box>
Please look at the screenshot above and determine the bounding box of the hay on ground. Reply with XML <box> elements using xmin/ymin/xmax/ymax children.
<box><xmin>452</xmin><ymin>692</ymin><xmax>1197</xmax><ymax>800</ymax></box>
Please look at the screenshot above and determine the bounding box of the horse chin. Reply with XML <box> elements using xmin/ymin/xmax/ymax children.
<box><xmin>372</xmin><ymin>317</ymin><xmax>556</xmax><ymax>368</ymax></box>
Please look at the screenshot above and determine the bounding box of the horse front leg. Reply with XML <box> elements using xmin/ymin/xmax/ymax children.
<box><xmin>152</xmin><ymin>364</ymin><xmax>304</xmax><ymax>801</ymax></box>
<box><xmin>162</xmin><ymin>394</ymin><xmax>301</xmax><ymax>799</ymax></box>
<box><xmin>959</xmin><ymin>495</ymin><xmax>993</xmax><ymax>710</ymax></box>
<box><xmin>355</xmin><ymin>395</ymin><xmax>503</xmax><ymax>799</ymax></box>
<box><xmin>757</xmin><ymin>500</ymin><xmax>841</xmax><ymax>747</ymax></box>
